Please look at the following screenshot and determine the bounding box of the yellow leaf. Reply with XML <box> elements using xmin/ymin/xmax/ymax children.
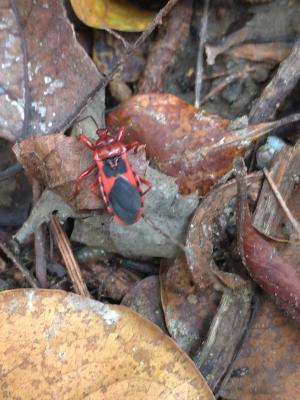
<box><xmin>70</xmin><ymin>0</ymin><xmax>155</xmax><ymax>32</ymax></box>
<box><xmin>0</xmin><ymin>289</ymin><xmax>215</xmax><ymax>400</ymax></box>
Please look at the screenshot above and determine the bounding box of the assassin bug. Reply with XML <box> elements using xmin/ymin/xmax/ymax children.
<box><xmin>73</xmin><ymin>127</ymin><xmax>152</xmax><ymax>225</ymax></box>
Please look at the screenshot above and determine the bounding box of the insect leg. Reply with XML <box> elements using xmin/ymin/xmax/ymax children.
<box><xmin>78</xmin><ymin>134</ymin><xmax>95</xmax><ymax>150</ymax></box>
<box><xmin>90</xmin><ymin>179</ymin><xmax>102</xmax><ymax>199</ymax></box>
<box><xmin>73</xmin><ymin>163</ymin><xmax>97</xmax><ymax>195</ymax></box>
<box><xmin>126</xmin><ymin>141</ymin><xmax>141</xmax><ymax>153</ymax></box>
<box><xmin>116</xmin><ymin>127</ymin><xmax>126</xmax><ymax>142</ymax></box>
<box><xmin>139</xmin><ymin>177</ymin><xmax>152</xmax><ymax>196</ymax></box>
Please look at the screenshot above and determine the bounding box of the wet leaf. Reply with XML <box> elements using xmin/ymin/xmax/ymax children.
<box><xmin>235</xmin><ymin>159</ymin><xmax>300</xmax><ymax>326</ymax></box>
<box><xmin>160</xmin><ymin>253</ymin><xmax>218</xmax><ymax>354</ymax></box>
<box><xmin>0</xmin><ymin>289</ymin><xmax>215</xmax><ymax>399</ymax></box>
<box><xmin>107</xmin><ymin>93</ymin><xmax>297</xmax><ymax>194</ymax></box>
<box><xmin>70</xmin><ymin>0</ymin><xmax>155</xmax><ymax>32</ymax></box>
<box><xmin>0</xmin><ymin>0</ymin><xmax>102</xmax><ymax>142</ymax></box>
<box><xmin>221</xmin><ymin>296</ymin><xmax>300</xmax><ymax>400</ymax></box>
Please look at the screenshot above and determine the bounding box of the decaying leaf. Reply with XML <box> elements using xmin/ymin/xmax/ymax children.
<box><xmin>0</xmin><ymin>289</ymin><xmax>215</xmax><ymax>399</ymax></box>
<box><xmin>235</xmin><ymin>159</ymin><xmax>300</xmax><ymax>326</ymax></box>
<box><xmin>70</xmin><ymin>0</ymin><xmax>155</xmax><ymax>32</ymax></box>
<box><xmin>107</xmin><ymin>93</ymin><xmax>300</xmax><ymax>194</ymax></box>
<box><xmin>160</xmin><ymin>253</ymin><xmax>219</xmax><ymax>354</ymax></box>
<box><xmin>0</xmin><ymin>0</ymin><xmax>103</xmax><ymax>142</ymax></box>
<box><xmin>220</xmin><ymin>296</ymin><xmax>300</xmax><ymax>400</ymax></box>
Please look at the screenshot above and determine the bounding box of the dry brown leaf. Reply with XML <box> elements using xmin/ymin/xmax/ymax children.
<box><xmin>220</xmin><ymin>296</ymin><xmax>300</xmax><ymax>400</ymax></box>
<box><xmin>107</xmin><ymin>93</ymin><xmax>297</xmax><ymax>194</ymax></box>
<box><xmin>1</xmin><ymin>0</ymin><xmax>102</xmax><ymax>142</ymax></box>
<box><xmin>0</xmin><ymin>289</ymin><xmax>214</xmax><ymax>399</ymax></box>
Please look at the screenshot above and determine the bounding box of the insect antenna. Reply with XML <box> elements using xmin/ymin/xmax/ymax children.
<box><xmin>144</xmin><ymin>216</ymin><xmax>192</xmax><ymax>257</ymax></box>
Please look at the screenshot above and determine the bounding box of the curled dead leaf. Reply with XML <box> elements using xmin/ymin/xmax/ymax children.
<box><xmin>0</xmin><ymin>289</ymin><xmax>215</xmax><ymax>399</ymax></box>
<box><xmin>186</xmin><ymin>172</ymin><xmax>263</xmax><ymax>289</ymax></box>
<box><xmin>235</xmin><ymin>159</ymin><xmax>300</xmax><ymax>325</ymax></box>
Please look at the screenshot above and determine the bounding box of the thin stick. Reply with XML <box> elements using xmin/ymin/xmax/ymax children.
<box><xmin>263</xmin><ymin>168</ymin><xmax>300</xmax><ymax>237</ymax></box>
<box><xmin>32</xmin><ymin>179</ymin><xmax>48</xmax><ymax>288</ymax></box>
<box><xmin>0</xmin><ymin>235</ymin><xmax>38</xmax><ymax>288</ymax></box>
<box><xmin>103</xmin><ymin>28</ymin><xmax>132</xmax><ymax>50</ymax></box>
<box><xmin>0</xmin><ymin>162</ymin><xmax>23</xmax><ymax>182</ymax></box>
<box><xmin>50</xmin><ymin>215</ymin><xmax>90</xmax><ymax>298</ymax></box>
<box><xmin>199</xmin><ymin>65</ymin><xmax>255</xmax><ymax>105</ymax></box>
<box><xmin>194</xmin><ymin>0</ymin><xmax>210</xmax><ymax>108</ymax></box>
<box><xmin>133</xmin><ymin>0</ymin><xmax>179</xmax><ymax>50</ymax></box>
<box><xmin>99</xmin><ymin>0</ymin><xmax>180</xmax><ymax>90</ymax></box>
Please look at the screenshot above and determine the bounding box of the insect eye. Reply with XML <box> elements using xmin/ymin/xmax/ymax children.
<box><xmin>96</xmin><ymin>128</ymin><xmax>108</xmax><ymax>140</ymax></box>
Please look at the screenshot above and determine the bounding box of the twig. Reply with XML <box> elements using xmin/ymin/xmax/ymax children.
<box><xmin>194</xmin><ymin>0</ymin><xmax>210</xmax><ymax>108</ymax></box>
<box><xmin>199</xmin><ymin>65</ymin><xmax>255</xmax><ymax>105</ymax></box>
<box><xmin>133</xmin><ymin>0</ymin><xmax>180</xmax><ymax>50</ymax></box>
<box><xmin>98</xmin><ymin>0</ymin><xmax>180</xmax><ymax>90</ymax></box>
<box><xmin>32</xmin><ymin>179</ymin><xmax>48</xmax><ymax>288</ymax></box>
<box><xmin>50</xmin><ymin>215</ymin><xmax>90</xmax><ymax>297</ymax></box>
<box><xmin>200</xmin><ymin>112</ymin><xmax>300</xmax><ymax>156</ymax></box>
<box><xmin>263</xmin><ymin>168</ymin><xmax>300</xmax><ymax>238</ymax></box>
<box><xmin>250</xmin><ymin>36</ymin><xmax>300</xmax><ymax>123</ymax></box>
<box><xmin>103</xmin><ymin>27</ymin><xmax>132</xmax><ymax>50</ymax></box>
<box><xmin>0</xmin><ymin>162</ymin><xmax>23</xmax><ymax>182</ymax></box>
<box><xmin>0</xmin><ymin>233</ymin><xmax>38</xmax><ymax>288</ymax></box>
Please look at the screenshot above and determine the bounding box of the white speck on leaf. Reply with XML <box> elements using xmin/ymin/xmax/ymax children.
<box><xmin>43</xmin><ymin>79</ymin><xmax>64</xmax><ymax>96</ymax></box>
<box><xmin>65</xmin><ymin>294</ymin><xmax>120</xmax><ymax>326</ymax></box>
<box><xmin>44</xmin><ymin>76</ymin><xmax>52</xmax><ymax>84</ymax></box>
<box><xmin>26</xmin><ymin>290</ymin><xmax>35</xmax><ymax>310</ymax></box>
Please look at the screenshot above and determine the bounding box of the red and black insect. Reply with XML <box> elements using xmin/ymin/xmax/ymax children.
<box><xmin>73</xmin><ymin>127</ymin><xmax>152</xmax><ymax>225</ymax></box>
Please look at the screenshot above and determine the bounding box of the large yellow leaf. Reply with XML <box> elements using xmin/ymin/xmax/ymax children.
<box><xmin>0</xmin><ymin>289</ymin><xmax>214</xmax><ymax>400</ymax></box>
<box><xmin>70</xmin><ymin>0</ymin><xmax>155</xmax><ymax>32</ymax></box>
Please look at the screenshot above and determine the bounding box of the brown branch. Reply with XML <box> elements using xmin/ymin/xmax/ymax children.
<box><xmin>250</xmin><ymin>36</ymin><xmax>300</xmax><ymax>123</ymax></box>
<box><xmin>32</xmin><ymin>179</ymin><xmax>48</xmax><ymax>288</ymax></box>
<box><xmin>199</xmin><ymin>65</ymin><xmax>255</xmax><ymax>106</ymax></box>
<box><xmin>195</xmin><ymin>0</ymin><xmax>210</xmax><ymax>107</ymax></box>
<box><xmin>50</xmin><ymin>215</ymin><xmax>90</xmax><ymax>298</ymax></box>
<box><xmin>0</xmin><ymin>232</ymin><xmax>38</xmax><ymax>288</ymax></box>
<box><xmin>263</xmin><ymin>168</ymin><xmax>300</xmax><ymax>238</ymax></box>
